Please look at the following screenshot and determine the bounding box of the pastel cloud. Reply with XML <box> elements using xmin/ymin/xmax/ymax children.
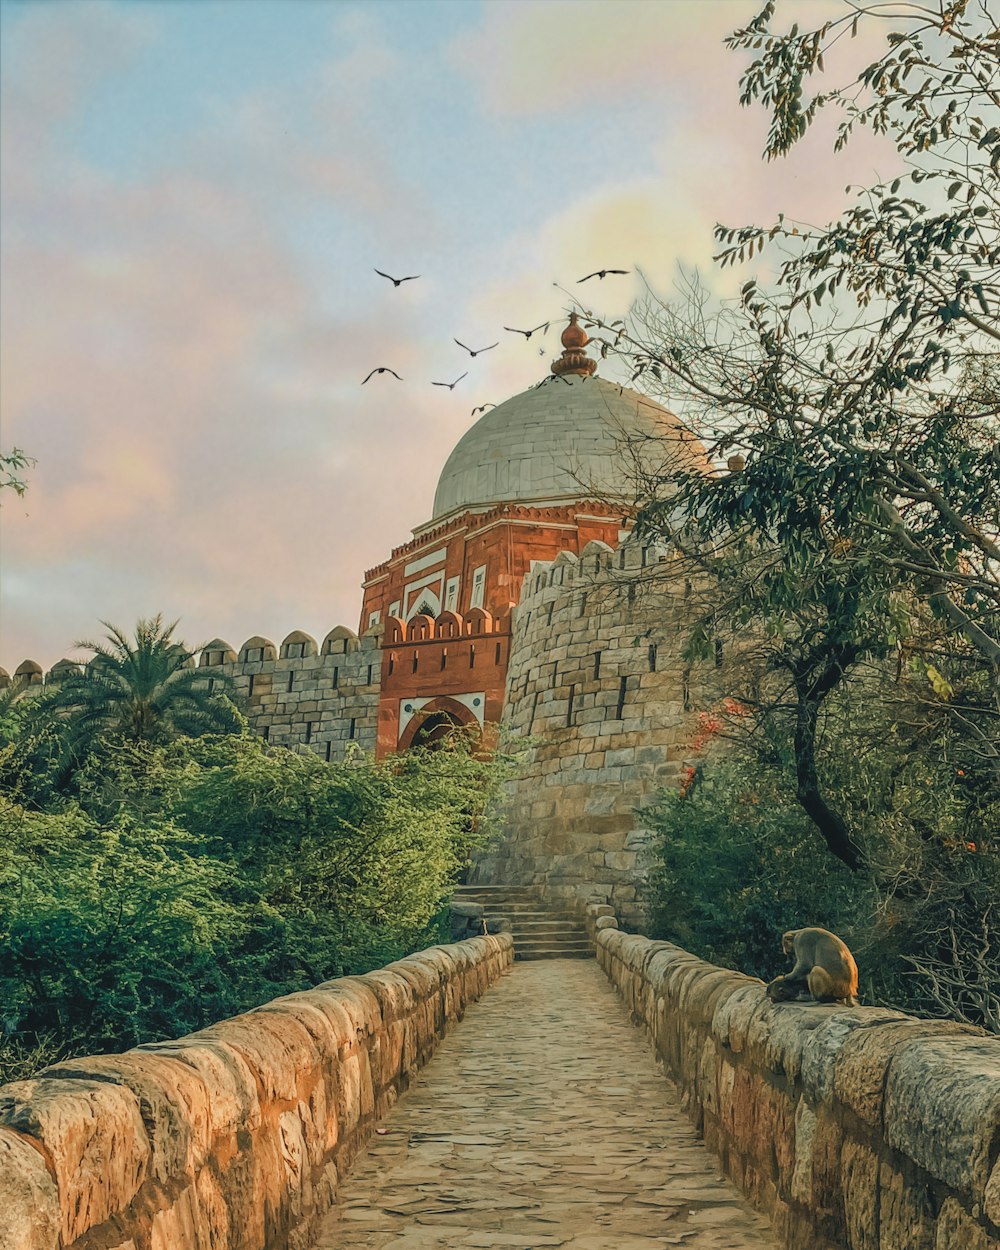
<box><xmin>0</xmin><ymin>0</ymin><xmax>902</xmax><ymax>674</ymax></box>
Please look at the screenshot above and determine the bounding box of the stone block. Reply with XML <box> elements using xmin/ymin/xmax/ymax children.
<box><xmin>43</xmin><ymin>1052</ymin><xmax>212</xmax><ymax>1184</ymax></box>
<box><xmin>0</xmin><ymin>1077</ymin><xmax>149</xmax><ymax>1245</ymax></box>
<box><xmin>0</xmin><ymin>1127</ymin><xmax>60</xmax><ymax>1250</ymax></box>
<box><xmin>934</xmin><ymin>1197</ymin><xmax>994</xmax><ymax>1250</ymax></box>
<box><xmin>883</xmin><ymin>1032</ymin><xmax>1000</xmax><ymax>1202</ymax></box>
<box><xmin>876</xmin><ymin>1159</ymin><xmax>935</xmax><ymax>1250</ymax></box>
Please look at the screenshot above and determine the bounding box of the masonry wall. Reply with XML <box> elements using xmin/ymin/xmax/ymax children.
<box><xmin>200</xmin><ymin>626</ymin><xmax>381</xmax><ymax>761</ymax></box>
<box><xmin>472</xmin><ymin>538</ymin><xmax>721</xmax><ymax>926</ymax></box>
<box><xmin>0</xmin><ymin>934</ymin><xmax>513</xmax><ymax>1250</ymax></box>
<box><xmin>595</xmin><ymin>925</ymin><xmax>1000</xmax><ymax>1250</ymax></box>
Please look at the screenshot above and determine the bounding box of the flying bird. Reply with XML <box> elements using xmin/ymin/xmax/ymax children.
<box><xmin>454</xmin><ymin>338</ymin><xmax>498</xmax><ymax>357</ymax></box>
<box><xmin>362</xmin><ymin>367</ymin><xmax>402</xmax><ymax>384</ymax></box>
<box><xmin>577</xmin><ymin>269</ymin><xmax>630</xmax><ymax>283</ymax></box>
<box><xmin>432</xmin><ymin>372</ymin><xmax>468</xmax><ymax>390</ymax></box>
<box><xmin>471</xmin><ymin>403</ymin><xmax>496</xmax><ymax>415</ymax></box>
<box><xmin>374</xmin><ymin>268</ymin><xmax>420</xmax><ymax>287</ymax></box>
<box><xmin>504</xmin><ymin>322</ymin><xmax>549</xmax><ymax>340</ymax></box>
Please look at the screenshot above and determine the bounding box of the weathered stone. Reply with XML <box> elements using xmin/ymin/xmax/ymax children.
<box><xmin>883</xmin><ymin>1033</ymin><xmax>1000</xmax><ymax>1200</ymax></box>
<box><xmin>0</xmin><ymin>1128</ymin><xmax>60</xmax><ymax>1250</ymax></box>
<box><xmin>0</xmin><ymin>1077</ymin><xmax>149</xmax><ymax>1245</ymax></box>
<box><xmin>877</xmin><ymin>1158</ymin><xmax>935</xmax><ymax>1250</ymax></box>
<box><xmin>44</xmin><ymin>1051</ymin><xmax>212</xmax><ymax>1184</ymax></box>
<box><xmin>934</xmin><ymin>1197</ymin><xmax>995</xmax><ymax>1250</ymax></box>
<box><xmin>789</xmin><ymin>1099</ymin><xmax>817</xmax><ymax>1204</ymax></box>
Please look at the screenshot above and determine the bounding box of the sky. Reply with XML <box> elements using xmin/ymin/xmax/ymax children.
<box><xmin>0</xmin><ymin>0</ymin><xmax>896</xmax><ymax>672</ymax></box>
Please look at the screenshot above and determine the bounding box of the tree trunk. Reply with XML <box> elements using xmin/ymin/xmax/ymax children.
<box><xmin>792</xmin><ymin>653</ymin><xmax>866</xmax><ymax>872</ymax></box>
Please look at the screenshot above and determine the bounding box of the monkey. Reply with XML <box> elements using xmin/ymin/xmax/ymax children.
<box><xmin>765</xmin><ymin>927</ymin><xmax>859</xmax><ymax>1006</ymax></box>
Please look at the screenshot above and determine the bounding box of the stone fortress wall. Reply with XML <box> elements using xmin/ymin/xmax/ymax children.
<box><xmin>594</xmin><ymin>921</ymin><xmax>1000</xmax><ymax>1250</ymax></box>
<box><xmin>471</xmin><ymin>536</ymin><xmax>722</xmax><ymax>926</ymax></box>
<box><xmin>197</xmin><ymin>627</ymin><xmax>381</xmax><ymax>760</ymax></box>
<box><xmin>0</xmin><ymin>934</ymin><xmax>514</xmax><ymax>1250</ymax></box>
<box><xmin>2</xmin><ymin>626</ymin><xmax>383</xmax><ymax>764</ymax></box>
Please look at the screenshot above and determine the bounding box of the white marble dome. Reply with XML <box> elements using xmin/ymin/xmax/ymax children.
<box><xmin>431</xmin><ymin>374</ymin><xmax>703</xmax><ymax>520</ymax></box>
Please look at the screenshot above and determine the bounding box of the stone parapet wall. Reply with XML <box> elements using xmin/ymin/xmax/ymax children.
<box><xmin>2</xmin><ymin>627</ymin><xmax>382</xmax><ymax>763</ymax></box>
<box><xmin>474</xmin><ymin>538</ymin><xmax>720</xmax><ymax>926</ymax></box>
<box><xmin>596</xmin><ymin>927</ymin><xmax>1000</xmax><ymax>1250</ymax></box>
<box><xmin>0</xmin><ymin>934</ymin><xmax>513</xmax><ymax>1250</ymax></box>
<box><xmin>201</xmin><ymin>626</ymin><xmax>381</xmax><ymax>760</ymax></box>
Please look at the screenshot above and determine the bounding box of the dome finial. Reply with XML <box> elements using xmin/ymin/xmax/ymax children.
<box><xmin>551</xmin><ymin>312</ymin><xmax>597</xmax><ymax>378</ymax></box>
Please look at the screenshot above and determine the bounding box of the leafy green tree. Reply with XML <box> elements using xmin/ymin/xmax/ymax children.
<box><xmin>584</xmin><ymin>0</ymin><xmax>998</xmax><ymax>870</ymax></box>
<box><xmin>0</xmin><ymin>797</ymin><xmax>252</xmax><ymax>1060</ymax></box>
<box><xmin>0</xmin><ymin>727</ymin><xmax>524</xmax><ymax>1071</ymax></box>
<box><xmin>0</xmin><ymin>448</ymin><xmax>33</xmax><ymax>497</ymax></box>
<box><xmin>31</xmin><ymin>616</ymin><xmax>241</xmax><ymax>777</ymax></box>
<box><xmin>615</xmin><ymin>0</ymin><xmax>999</xmax><ymax>657</ymax></box>
<box><xmin>644</xmin><ymin>752</ymin><xmax>860</xmax><ymax>982</ymax></box>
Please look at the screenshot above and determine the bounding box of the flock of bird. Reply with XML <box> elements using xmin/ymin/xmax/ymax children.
<box><xmin>361</xmin><ymin>266</ymin><xmax>630</xmax><ymax>415</ymax></box>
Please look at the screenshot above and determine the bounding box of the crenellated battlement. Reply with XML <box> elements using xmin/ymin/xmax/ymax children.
<box><xmin>1</xmin><ymin>626</ymin><xmax>383</xmax><ymax>763</ymax></box>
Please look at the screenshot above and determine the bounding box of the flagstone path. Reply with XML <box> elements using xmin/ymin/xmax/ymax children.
<box><xmin>313</xmin><ymin>960</ymin><xmax>777</xmax><ymax>1250</ymax></box>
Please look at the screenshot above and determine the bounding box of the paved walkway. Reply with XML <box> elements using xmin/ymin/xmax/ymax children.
<box><xmin>314</xmin><ymin>961</ymin><xmax>776</xmax><ymax>1250</ymax></box>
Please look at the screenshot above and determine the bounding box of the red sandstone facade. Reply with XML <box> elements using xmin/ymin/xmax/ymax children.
<box><xmin>360</xmin><ymin>501</ymin><xmax>623</xmax><ymax>756</ymax></box>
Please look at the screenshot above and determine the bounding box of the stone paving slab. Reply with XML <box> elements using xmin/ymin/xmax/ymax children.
<box><xmin>313</xmin><ymin>961</ymin><xmax>776</xmax><ymax>1250</ymax></box>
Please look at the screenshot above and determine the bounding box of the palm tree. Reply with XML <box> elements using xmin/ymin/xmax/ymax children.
<box><xmin>39</xmin><ymin>616</ymin><xmax>242</xmax><ymax>755</ymax></box>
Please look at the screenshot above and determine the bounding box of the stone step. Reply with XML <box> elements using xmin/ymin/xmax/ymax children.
<box><xmin>453</xmin><ymin>884</ymin><xmax>542</xmax><ymax>895</ymax></box>
<box><xmin>497</xmin><ymin>925</ymin><xmax>585</xmax><ymax>935</ymax></box>
<box><xmin>454</xmin><ymin>893</ymin><xmax>545</xmax><ymax>906</ymax></box>
<box><xmin>515</xmin><ymin>948</ymin><xmax>595</xmax><ymax>961</ymax></box>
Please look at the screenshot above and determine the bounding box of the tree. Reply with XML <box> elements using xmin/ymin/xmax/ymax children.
<box><xmin>580</xmin><ymin>0</ymin><xmax>998</xmax><ymax>870</ymax></box>
<box><xmin>597</xmin><ymin>0</ymin><xmax>998</xmax><ymax>653</ymax></box>
<box><xmin>34</xmin><ymin>616</ymin><xmax>241</xmax><ymax>771</ymax></box>
<box><xmin>0</xmin><ymin>448</ymin><xmax>33</xmax><ymax>497</ymax></box>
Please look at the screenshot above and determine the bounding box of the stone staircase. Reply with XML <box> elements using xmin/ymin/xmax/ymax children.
<box><xmin>451</xmin><ymin>884</ymin><xmax>592</xmax><ymax>960</ymax></box>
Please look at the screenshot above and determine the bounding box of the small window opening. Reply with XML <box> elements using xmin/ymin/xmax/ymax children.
<box><xmin>332</xmin><ymin>666</ymin><xmax>339</xmax><ymax>689</ymax></box>
<box><xmin>325</xmin><ymin>740</ymin><xmax>332</xmax><ymax>762</ymax></box>
<box><xmin>207</xmin><ymin>677</ymin><xmax>215</xmax><ymax>694</ymax></box>
<box><xmin>248</xmin><ymin>673</ymin><xmax>255</xmax><ymax>696</ymax></box>
<box><xmin>578</xmin><ymin>592</ymin><xmax>588</xmax><ymax>617</ymax></box>
<box><xmin>615</xmin><ymin>675</ymin><xmax>628</xmax><ymax>720</ymax></box>
<box><xmin>349</xmin><ymin>717</ymin><xmax>356</xmax><ymax>740</ymax></box>
<box><xmin>287</xmin><ymin>672</ymin><xmax>294</xmax><ymax>693</ymax></box>
<box><xmin>262</xmin><ymin>724</ymin><xmax>270</xmax><ymax>742</ymax></box>
<box><xmin>566</xmin><ymin>684</ymin><xmax>575</xmax><ymax>727</ymax></box>
<box><xmin>594</xmin><ymin>650</ymin><xmax>602</xmax><ymax>679</ymax></box>
<box><xmin>528</xmin><ymin>690</ymin><xmax>540</xmax><ymax>733</ymax></box>
<box><xmin>388</xmin><ymin>655</ymin><xmax>395</xmax><ymax>676</ymax></box>
<box><xmin>547</xmin><ymin>601</ymin><xmax>555</xmax><ymax>625</ymax></box>
<box><xmin>495</xmin><ymin>641</ymin><xmax>502</xmax><ymax>665</ymax></box>
<box><xmin>469</xmin><ymin>644</ymin><xmax>476</xmax><ymax>669</ymax></box>
<box><xmin>441</xmin><ymin>648</ymin><xmax>448</xmax><ymax>670</ymax></box>
<box><xmin>682</xmin><ymin>670</ymin><xmax>691</xmax><ymax>711</ymax></box>
<box><xmin>367</xmin><ymin>664</ymin><xmax>373</xmax><ymax>685</ymax></box>
<box><xmin>648</xmin><ymin>644</ymin><xmax>657</xmax><ymax>672</ymax></box>
<box><xmin>412</xmin><ymin>650</ymin><xmax>418</xmax><ymax>673</ymax></box>
<box><xmin>305</xmin><ymin>722</ymin><xmax>313</xmax><ymax>744</ymax></box>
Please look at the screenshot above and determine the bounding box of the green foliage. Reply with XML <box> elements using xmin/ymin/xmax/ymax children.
<box><xmin>0</xmin><ymin>799</ymin><xmax>249</xmax><ymax>1056</ymax></box>
<box><xmin>0</xmin><ymin>728</ymin><xmax>521</xmax><ymax>1069</ymax></box>
<box><xmin>645</xmin><ymin>660</ymin><xmax>1000</xmax><ymax>1030</ymax></box>
<box><xmin>0</xmin><ymin>447</ymin><xmax>34</xmax><ymax>497</ymax></box>
<box><xmin>27</xmin><ymin>617</ymin><xmax>243</xmax><ymax>788</ymax></box>
<box><xmin>644</xmin><ymin>754</ymin><xmax>859</xmax><ymax>981</ymax></box>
